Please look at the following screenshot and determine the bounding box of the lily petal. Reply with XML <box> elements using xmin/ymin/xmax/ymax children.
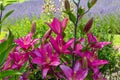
<box><xmin>42</xmin><ymin>67</ymin><xmax>49</xmax><ymax>79</ymax></box>
<box><xmin>50</xmin><ymin>36</ymin><xmax>60</xmax><ymax>53</ymax></box>
<box><xmin>60</xmin><ymin>65</ymin><xmax>72</xmax><ymax>80</ymax></box>
<box><xmin>62</xmin><ymin>18</ymin><xmax>68</xmax><ymax>30</ymax></box>
<box><xmin>91</xmin><ymin>60</ymin><xmax>108</xmax><ymax>66</ymax></box>
<box><xmin>62</xmin><ymin>38</ymin><xmax>74</xmax><ymax>51</ymax></box>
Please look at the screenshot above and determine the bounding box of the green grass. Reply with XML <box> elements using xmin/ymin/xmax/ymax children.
<box><xmin>113</xmin><ymin>34</ymin><xmax>120</xmax><ymax>46</ymax></box>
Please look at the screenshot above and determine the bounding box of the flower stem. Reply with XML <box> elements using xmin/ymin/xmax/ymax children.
<box><xmin>72</xmin><ymin>0</ymin><xmax>80</xmax><ymax>68</ymax></box>
<box><xmin>0</xmin><ymin>3</ymin><xmax>3</xmax><ymax>33</ymax></box>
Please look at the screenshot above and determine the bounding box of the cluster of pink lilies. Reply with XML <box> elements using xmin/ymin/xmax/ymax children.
<box><xmin>2</xmin><ymin>18</ymin><xmax>111</xmax><ymax>80</ymax></box>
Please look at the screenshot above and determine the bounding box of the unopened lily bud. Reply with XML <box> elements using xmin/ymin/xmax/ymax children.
<box><xmin>82</xmin><ymin>57</ymin><xmax>88</xmax><ymax>68</ymax></box>
<box><xmin>83</xmin><ymin>18</ymin><xmax>93</xmax><ymax>33</ymax></box>
<box><xmin>43</xmin><ymin>29</ymin><xmax>52</xmax><ymax>40</ymax></box>
<box><xmin>64</xmin><ymin>0</ymin><xmax>70</xmax><ymax>11</ymax></box>
<box><xmin>91</xmin><ymin>0</ymin><xmax>97</xmax><ymax>5</ymax></box>
<box><xmin>88</xmin><ymin>0</ymin><xmax>97</xmax><ymax>9</ymax></box>
<box><xmin>31</xmin><ymin>21</ymin><xmax>36</xmax><ymax>35</ymax></box>
<box><xmin>41</xmin><ymin>29</ymin><xmax>52</xmax><ymax>47</ymax></box>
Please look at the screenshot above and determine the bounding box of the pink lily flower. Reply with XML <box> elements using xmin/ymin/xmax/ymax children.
<box><xmin>76</xmin><ymin>51</ymin><xmax>108</xmax><ymax>67</ymax></box>
<box><xmin>87</xmin><ymin>33</ymin><xmax>111</xmax><ymax>49</ymax></box>
<box><xmin>93</xmin><ymin>67</ymin><xmax>107</xmax><ymax>80</ymax></box>
<box><xmin>14</xmin><ymin>32</ymin><xmax>39</xmax><ymax>50</ymax></box>
<box><xmin>60</xmin><ymin>61</ymin><xmax>88</xmax><ymax>80</ymax></box>
<box><xmin>3</xmin><ymin>52</ymin><xmax>28</xmax><ymax>70</ymax></box>
<box><xmin>32</xmin><ymin>43</ymin><xmax>60</xmax><ymax>79</ymax></box>
<box><xmin>47</xmin><ymin>18</ymin><xmax>68</xmax><ymax>35</ymax></box>
<box><xmin>50</xmin><ymin>35</ymin><xmax>74</xmax><ymax>54</ymax></box>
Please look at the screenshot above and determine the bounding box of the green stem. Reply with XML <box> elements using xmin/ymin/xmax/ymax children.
<box><xmin>72</xmin><ymin>0</ymin><xmax>80</xmax><ymax>68</ymax></box>
<box><xmin>0</xmin><ymin>3</ymin><xmax>3</xmax><ymax>33</ymax></box>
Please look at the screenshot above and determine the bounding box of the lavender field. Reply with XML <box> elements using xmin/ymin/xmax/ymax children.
<box><xmin>3</xmin><ymin>0</ymin><xmax>120</xmax><ymax>19</ymax></box>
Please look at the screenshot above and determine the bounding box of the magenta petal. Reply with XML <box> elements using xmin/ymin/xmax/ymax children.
<box><xmin>32</xmin><ymin>57</ymin><xmax>45</xmax><ymax>65</ymax></box>
<box><xmin>50</xmin><ymin>56</ymin><xmax>60</xmax><ymax>66</ymax></box>
<box><xmin>62</xmin><ymin>38</ymin><xmax>74</xmax><ymax>51</ymax></box>
<box><xmin>31</xmin><ymin>38</ymin><xmax>39</xmax><ymax>45</ymax></box>
<box><xmin>73</xmin><ymin>61</ymin><xmax>81</xmax><ymax>73</ymax></box>
<box><xmin>76</xmin><ymin>43</ymin><xmax>83</xmax><ymax>51</ymax></box>
<box><xmin>50</xmin><ymin>61</ymin><xmax>60</xmax><ymax>66</ymax></box>
<box><xmin>78</xmin><ymin>38</ymin><xmax>85</xmax><ymax>43</ymax></box>
<box><xmin>44</xmin><ymin>43</ymin><xmax>53</xmax><ymax>58</ymax></box>
<box><xmin>77</xmin><ymin>69</ymin><xmax>88</xmax><ymax>80</ymax></box>
<box><xmin>63</xmin><ymin>50</ymin><xmax>71</xmax><ymax>54</ymax></box>
<box><xmin>95</xmin><ymin>42</ymin><xmax>111</xmax><ymax>49</ymax></box>
<box><xmin>33</xmin><ymin>49</ymin><xmax>42</xmax><ymax>57</ymax></box>
<box><xmin>50</xmin><ymin>36</ymin><xmax>60</xmax><ymax>53</ymax></box>
<box><xmin>42</xmin><ymin>67</ymin><xmax>49</xmax><ymax>79</ymax></box>
<box><xmin>87</xmin><ymin>33</ymin><xmax>97</xmax><ymax>44</ymax></box>
<box><xmin>49</xmin><ymin>18</ymin><xmax>62</xmax><ymax>34</ymax></box>
<box><xmin>73</xmin><ymin>51</ymin><xmax>84</xmax><ymax>57</ymax></box>
<box><xmin>61</xmin><ymin>18</ymin><xmax>68</xmax><ymax>30</ymax></box>
<box><xmin>91</xmin><ymin>60</ymin><xmax>108</xmax><ymax>66</ymax></box>
<box><xmin>52</xmin><ymin>18</ymin><xmax>62</xmax><ymax>34</ymax></box>
<box><xmin>60</xmin><ymin>65</ymin><xmax>72</xmax><ymax>80</ymax></box>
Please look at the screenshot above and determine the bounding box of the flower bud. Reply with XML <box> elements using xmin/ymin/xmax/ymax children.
<box><xmin>83</xmin><ymin>18</ymin><xmax>93</xmax><ymax>33</ymax></box>
<box><xmin>91</xmin><ymin>0</ymin><xmax>97</xmax><ymax>5</ymax></box>
<box><xmin>31</xmin><ymin>21</ymin><xmax>36</xmax><ymax>35</ymax></box>
<box><xmin>64</xmin><ymin>0</ymin><xmax>70</xmax><ymax>11</ymax></box>
<box><xmin>41</xmin><ymin>29</ymin><xmax>52</xmax><ymax>47</ymax></box>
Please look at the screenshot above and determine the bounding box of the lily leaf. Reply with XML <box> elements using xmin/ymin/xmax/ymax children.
<box><xmin>0</xmin><ymin>70</ymin><xmax>22</xmax><ymax>79</ymax></box>
<box><xmin>2</xmin><ymin>10</ymin><xmax>14</xmax><ymax>22</ymax></box>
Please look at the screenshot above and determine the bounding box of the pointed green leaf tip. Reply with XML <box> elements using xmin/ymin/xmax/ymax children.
<box><xmin>2</xmin><ymin>10</ymin><xmax>14</xmax><ymax>22</ymax></box>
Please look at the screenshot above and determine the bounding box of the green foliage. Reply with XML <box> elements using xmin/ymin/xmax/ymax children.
<box><xmin>101</xmin><ymin>14</ymin><xmax>120</xmax><ymax>34</ymax></box>
<box><xmin>2</xmin><ymin>10</ymin><xmax>14</xmax><ymax>23</ymax></box>
<box><xmin>9</xmin><ymin>16</ymin><xmax>49</xmax><ymax>38</ymax></box>
<box><xmin>0</xmin><ymin>29</ymin><xmax>14</xmax><ymax>68</ymax></box>
<box><xmin>0</xmin><ymin>70</ymin><xmax>22</xmax><ymax>79</ymax></box>
<box><xmin>91</xmin><ymin>17</ymin><xmax>119</xmax><ymax>74</ymax></box>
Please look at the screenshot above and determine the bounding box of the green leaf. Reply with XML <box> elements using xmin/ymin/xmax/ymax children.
<box><xmin>78</xmin><ymin>7</ymin><xmax>85</xmax><ymax>15</ymax></box>
<box><xmin>0</xmin><ymin>29</ymin><xmax>14</xmax><ymax>54</ymax></box>
<box><xmin>0</xmin><ymin>45</ymin><xmax>14</xmax><ymax>67</ymax></box>
<box><xmin>63</xmin><ymin>11</ymin><xmax>76</xmax><ymax>24</ymax></box>
<box><xmin>87</xmin><ymin>0</ymin><xmax>92</xmax><ymax>9</ymax></box>
<box><xmin>4</xmin><ymin>0</ymin><xmax>17</xmax><ymax>6</ymax></box>
<box><xmin>0</xmin><ymin>29</ymin><xmax>14</xmax><ymax>67</ymax></box>
<box><xmin>7</xmin><ymin>28</ymin><xmax>14</xmax><ymax>44</ymax></box>
<box><xmin>0</xmin><ymin>40</ymin><xmax>8</xmax><ymax>54</ymax></box>
<box><xmin>19</xmin><ymin>62</ymin><xmax>28</xmax><ymax>73</ymax></box>
<box><xmin>68</xmin><ymin>12</ymin><xmax>76</xmax><ymax>24</ymax></box>
<box><xmin>2</xmin><ymin>10</ymin><xmax>14</xmax><ymax>22</ymax></box>
<box><xmin>0</xmin><ymin>70</ymin><xmax>22</xmax><ymax>78</ymax></box>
